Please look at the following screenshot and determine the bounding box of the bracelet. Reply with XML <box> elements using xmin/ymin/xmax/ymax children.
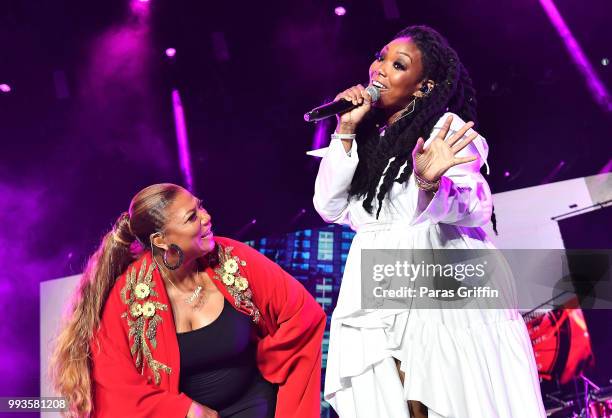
<box><xmin>413</xmin><ymin>170</ymin><xmax>440</xmax><ymax>192</ymax></box>
<box><xmin>331</xmin><ymin>133</ymin><xmax>356</xmax><ymax>140</ymax></box>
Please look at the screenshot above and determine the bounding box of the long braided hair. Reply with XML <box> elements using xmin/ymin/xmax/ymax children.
<box><xmin>348</xmin><ymin>25</ymin><xmax>482</xmax><ymax>219</ymax></box>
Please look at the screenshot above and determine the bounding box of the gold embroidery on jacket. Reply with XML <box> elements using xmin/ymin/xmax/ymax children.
<box><xmin>120</xmin><ymin>258</ymin><xmax>171</xmax><ymax>385</ymax></box>
<box><xmin>213</xmin><ymin>245</ymin><xmax>261</xmax><ymax>324</ymax></box>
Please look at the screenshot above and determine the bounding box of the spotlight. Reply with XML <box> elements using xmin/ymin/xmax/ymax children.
<box><xmin>334</xmin><ymin>6</ymin><xmax>346</xmax><ymax>16</ymax></box>
<box><xmin>165</xmin><ymin>47</ymin><xmax>176</xmax><ymax>58</ymax></box>
<box><xmin>504</xmin><ymin>171</ymin><xmax>510</xmax><ymax>177</ymax></box>
<box><xmin>130</xmin><ymin>0</ymin><xmax>150</xmax><ymax>15</ymax></box>
<box><xmin>251</xmin><ymin>219</ymin><xmax>257</xmax><ymax>224</ymax></box>
<box><xmin>602</xmin><ymin>58</ymin><xmax>610</xmax><ymax>66</ymax></box>
<box><xmin>0</xmin><ymin>84</ymin><xmax>11</xmax><ymax>93</ymax></box>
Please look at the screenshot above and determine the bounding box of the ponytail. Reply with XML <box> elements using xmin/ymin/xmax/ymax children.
<box><xmin>49</xmin><ymin>212</ymin><xmax>138</xmax><ymax>417</ymax></box>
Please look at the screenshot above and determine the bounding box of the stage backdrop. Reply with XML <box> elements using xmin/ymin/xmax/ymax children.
<box><xmin>40</xmin><ymin>275</ymin><xmax>80</xmax><ymax>418</ymax></box>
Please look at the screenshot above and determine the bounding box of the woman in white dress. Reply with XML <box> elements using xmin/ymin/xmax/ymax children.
<box><xmin>313</xmin><ymin>25</ymin><xmax>546</xmax><ymax>418</ymax></box>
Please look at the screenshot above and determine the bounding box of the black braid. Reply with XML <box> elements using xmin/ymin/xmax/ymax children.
<box><xmin>348</xmin><ymin>25</ymin><xmax>481</xmax><ymax>220</ymax></box>
<box><xmin>491</xmin><ymin>205</ymin><xmax>499</xmax><ymax>235</ymax></box>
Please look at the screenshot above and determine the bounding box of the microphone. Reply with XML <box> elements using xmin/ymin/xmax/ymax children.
<box><xmin>303</xmin><ymin>85</ymin><xmax>380</xmax><ymax>122</ymax></box>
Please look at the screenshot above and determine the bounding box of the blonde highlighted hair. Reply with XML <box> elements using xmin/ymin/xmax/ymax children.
<box><xmin>49</xmin><ymin>184</ymin><xmax>183</xmax><ymax>416</ymax></box>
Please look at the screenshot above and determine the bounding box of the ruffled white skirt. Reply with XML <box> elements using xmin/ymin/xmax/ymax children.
<box><xmin>324</xmin><ymin>225</ymin><xmax>547</xmax><ymax>418</ymax></box>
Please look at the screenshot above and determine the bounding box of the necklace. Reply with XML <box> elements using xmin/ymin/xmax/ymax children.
<box><xmin>185</xmin><ymin>285</ymin><xmax>203</xmax><ymax>305</ymax></box>
<box><xmin>162</xmin><ymin>264</ymin><xmax>205</xmax><ymax>308</ymax></box>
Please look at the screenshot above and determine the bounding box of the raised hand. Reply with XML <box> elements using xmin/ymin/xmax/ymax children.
<box><xmin>412</xmin><ymin>115</ymin><xmax>479</xmax><ymax>184</ymax></box>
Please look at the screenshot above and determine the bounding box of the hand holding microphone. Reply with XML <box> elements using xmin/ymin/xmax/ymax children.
<box><xmin>333</xmin><ymin>84</ymin><xmax>376</xmax><ymax>134</ymax></box>
<box><xmin>303</xmin><ymin>84</ymin><xmax>380</xmax><ymax>134</ymax></box>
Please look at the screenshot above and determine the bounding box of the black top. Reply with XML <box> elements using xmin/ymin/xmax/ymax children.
<box><xmin>177</xmin><ymin>298</ymin><xmax>277</xmax><ymax>416</ymax></box>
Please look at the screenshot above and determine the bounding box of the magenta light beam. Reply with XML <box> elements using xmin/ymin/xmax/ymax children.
<box><xmin>289</xmin><ymin>208</ymin><xmax>307</xmax><ymax>226</ymax></box>
<box><xmin>171</xmin><ymin>89</ymin><xmax>194</xmax><ymax>192</ymax></box>
<box><xmin>234</xmin><ymin>219</ymin><xmax>256</xmax><ymax>238</ymax></box>
<box><xmin>599</xmin><ymin>159</ymin><xmax>612</xmax><ymax>174</ymax></box>
<box><xmin>130</xmin><ymin>0</ymin><xmax>150</xmax><ymax>17</ymax></box>
<box><xmin>539</xmin><ymin>0</ymin><xmax>611</xmax><ymax>111</ymax></box>
<box><xmin>312</xmin><ymin>118</ymin><xmax>331</xmax><ymax>151</ymax></box>
<box><xmin>541</xmin><ymin>160</ymin><xmax>565</xmax><ymax>184</ymax></box>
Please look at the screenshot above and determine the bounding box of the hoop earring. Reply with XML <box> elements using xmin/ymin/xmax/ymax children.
<box><xmin>163</xmin><ymin>244</ymin><xmax>184</xmax><ymax>270</ymax></box>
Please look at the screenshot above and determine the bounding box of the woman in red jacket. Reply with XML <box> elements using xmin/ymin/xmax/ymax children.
<box><xmin>50</xmin><ymin>183</ymin><xmax>326</xmax><ymax>418</ymax></box>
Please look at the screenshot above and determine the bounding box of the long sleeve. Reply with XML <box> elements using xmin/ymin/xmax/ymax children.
<box><xmin>313</xmin><ymin>136</ymin><xmax>359</xmax><ymax>224</ymax></box>
<box><xmin>90</xmin><ymin>277</ymin><xmax>192</xmax><ymax>418</ymax></box>
<box><xmin>229</xmin><ymin>240</ymin><xmax>326</xmax><ymax>418</ymax></box>
<box><xmin>410</xmin><ymin>113</ymin><xmax>493</xmax><ymax>227</ymax></box>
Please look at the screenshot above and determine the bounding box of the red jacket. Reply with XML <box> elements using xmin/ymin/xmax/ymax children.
<box><xmin>91</xmin><ymin>236</ymin><xmax>326</xmax><ymax>418</ymax></box>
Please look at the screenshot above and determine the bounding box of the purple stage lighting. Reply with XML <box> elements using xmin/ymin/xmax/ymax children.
<box><xmin>602</xmin><ymin>58</ymin><xmax>610</xmax><ymax>67</ymax></box>
<box><xmin>130</xmin><ymin>0</ymin><xmax>150</xmax><ymax>16</ymax></box>
<box><xmin>504</xmin><ymin>171</ymin><xmax>510</xmax><ymax>177</ymax></box>
<box><xmin>541</xmin><ymin>160</ymin><xmax>566</xmax><ymax>184</ymax></box>
<box><xmin>172</xmin><ymin>89</ymin><xmax>195</xmax><ymax>192</ymax></box>
<box><xmin>334</xmin><ymin>6</ymin><xmax>346</xmax><ymax>16</ymax></box>
<box><xmin>53</xmin><ymin>70</ymin><xmax>70</xmax><ymax>99</ymax></box>
<box><xmin>381</xmin><ymin>0</ymin><xmax>400</xmax><ymax>20</ymax></box>
<box><xmin>0</xmin><ymin>84</ymin><xmax>11</xmax><ymax>93</ymax></box>
<box><xmin>539</xmin><ymin>0</ymin><xmax>611</xmax><ymax>111</ymax></box>
<box><xmin>165</xmin><ymin>48</ymin><xmax>176</xmax><ymax>58</ymax></box>
<box><xmin>290</xmin><ymin>208</ymin><xmax>307</xmax><ymax>225</ymax></box>
<box><xmin>211</xmin><ymin>32</ymin><xmax>230</xmax><ymax>62</ymax></box>
<box><xmin>599</xmin><ymin>159</ymin><xmax>612</xmax><ymax>174</ymax></box>
<box><xmin>234</xmin><ymin>219</ymin><xmax>257</xmax><ymax>238</ymax></box>
<box><xmin>311</xmin><ymin>118</ymin><xmax>331</xmax><ymax>151</ymax></box>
